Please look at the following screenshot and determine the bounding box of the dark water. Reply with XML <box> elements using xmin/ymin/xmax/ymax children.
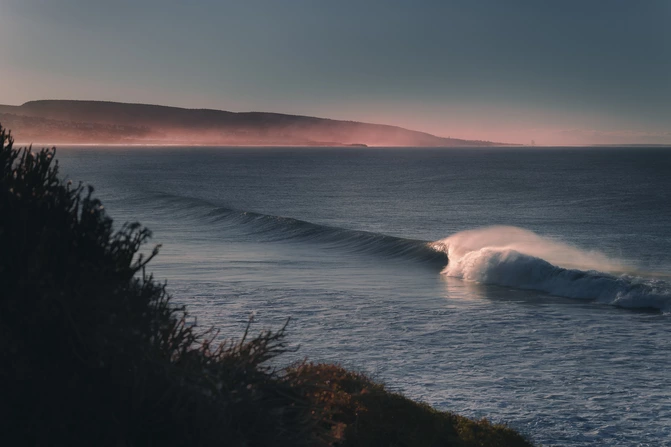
<box><xmin>57</xmin><ymin>146</ymin><xmax>671</xmax><ymax>446</ymax></box>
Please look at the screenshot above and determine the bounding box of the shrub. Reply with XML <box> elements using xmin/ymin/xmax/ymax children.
<box><xmin>0</xmin><ymin>124</ymin><xmax>318</xmax><ymax>446</ymax></box>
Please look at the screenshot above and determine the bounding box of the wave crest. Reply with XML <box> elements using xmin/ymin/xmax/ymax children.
<box><xmin>147</xmin><ymin>191</ymin><xmax>447</xmax><ymax>266</ymax></box>
<box><xmin>143</xmin><ymin>194</ymin><xmax>671</xmax><ymax>311</ymax></box>
<box><xmin>432</xmin><ymin>226</ymin><xmax>671</xmax><ymax>311</ymax></box>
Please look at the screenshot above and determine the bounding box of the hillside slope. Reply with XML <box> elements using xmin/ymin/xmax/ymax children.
<box><xmin>0</xmin><ymin>100</ymin><xmax>506</xmax><ymax>146</ymax></box>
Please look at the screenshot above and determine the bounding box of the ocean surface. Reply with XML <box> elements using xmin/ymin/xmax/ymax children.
<box><xmin>57</xmin><ymin>146</ymin><xmax>671</xmax><ymax>446</ymax></box>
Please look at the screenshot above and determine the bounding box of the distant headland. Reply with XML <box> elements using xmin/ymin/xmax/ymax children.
<box><xmin>0</xmin><ymin>100</ymin><xmax>509</xmax><ymax>147</ymax></box>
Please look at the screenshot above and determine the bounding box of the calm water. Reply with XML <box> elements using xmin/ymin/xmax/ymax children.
<box><xmin>57</xmin><ymin>147</ymin><xmax>671</xmax><ymax>447</ymax></box>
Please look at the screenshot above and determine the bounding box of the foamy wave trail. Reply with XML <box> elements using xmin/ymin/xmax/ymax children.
<box><xmin>146</xmin><ymin>191</ymin><xmax>447</xmax><ymax>267</ymax></box>
<box><xmin>432</xmin><ymin>226</ymin><xmax>671</xmax><ymax>311</ymax></box>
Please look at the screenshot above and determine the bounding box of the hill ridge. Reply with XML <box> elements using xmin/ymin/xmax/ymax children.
<box><xmin>0</xmin><ymin>99</ymin><xmax>508</xmax><ymax>147</ymax></box>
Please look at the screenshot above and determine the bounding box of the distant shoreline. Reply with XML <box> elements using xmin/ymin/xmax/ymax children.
<box><xmin>0</xmin><ymin>99</ymin><xmax>509</xmax><ymax>147</ymax></box>
<box><xmin>13</xmin><ymin>141</ymin><xmax>670</xmax><ymax>149</ymax></box>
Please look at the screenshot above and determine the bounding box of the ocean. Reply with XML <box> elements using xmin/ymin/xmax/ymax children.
<box><xmin>57</xmin><ymin>146</ymin><xmax>671</xmax><ymax>446</ymax></box>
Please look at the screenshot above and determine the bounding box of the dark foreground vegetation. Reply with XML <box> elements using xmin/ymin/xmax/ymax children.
<box><xmin>0</xmin><ymin>123</ymin><xmax>533</xmax><ymax>446</ymax></box>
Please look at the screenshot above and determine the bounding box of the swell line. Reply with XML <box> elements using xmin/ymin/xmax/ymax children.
<box><xmin>141</xmin><ymin>192</ymin><xmax>671</xmax><ymax>311</ymax></box>
<box><xmin>143</xmin><ymin>191</ymin><xmax>448</xmax><ymax>267</ymax></box>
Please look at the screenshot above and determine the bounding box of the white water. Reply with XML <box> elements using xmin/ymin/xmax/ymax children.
<box><xmin>434</xmin><ymin>226</ymin><xmax>671</xmax><ymax>311</ymax></box>
<box><xmin>434</xmin><ymin>226</ymin><xmax>624</xmax><ymax>272</ymax></box>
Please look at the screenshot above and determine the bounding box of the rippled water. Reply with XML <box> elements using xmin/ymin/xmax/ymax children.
<box><xmin>57</xmin><ymin>146</ymin><xmax>671</xmax><ymax>446</ymax></box>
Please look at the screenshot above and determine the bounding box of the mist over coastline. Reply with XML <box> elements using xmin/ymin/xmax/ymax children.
<box><xmin>0</xmin><ymin>100</ymin><xmax>509</xmax><ymax>147</ymax></box>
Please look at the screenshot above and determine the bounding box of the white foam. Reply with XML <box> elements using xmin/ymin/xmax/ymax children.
<box><xmin>432</xmin><ymin>226</ymin><xmax>671</xmax><ymax>310</ymax></box>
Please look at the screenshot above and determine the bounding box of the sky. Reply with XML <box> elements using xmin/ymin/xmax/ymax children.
<box><xmin>1</xmin><ymin>0</ymin><xmax>670</xmax><ymax>145</ymax></box>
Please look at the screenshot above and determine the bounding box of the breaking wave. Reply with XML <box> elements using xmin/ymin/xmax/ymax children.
<box><xmin>144</xmin><ymin>193</ymin><xmax>670</xmax><ymax>311</ymax></box>
<box><xmin>431</xmin><ymin>226</ymin><xmax>671</xmax><ymax>311</ymax></box>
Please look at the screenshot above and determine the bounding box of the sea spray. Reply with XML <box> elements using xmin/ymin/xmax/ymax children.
<box><xmin>433</xmin><ymin>226</ymin><xmax>624</xmax><ymax>273</ymax></box>
<box><xmin>431</xmin><ymin>226</ymin><xmax>671</xmax><ymax>310</ymax></box>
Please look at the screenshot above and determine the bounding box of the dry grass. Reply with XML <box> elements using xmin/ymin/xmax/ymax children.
<box><xmin>290</xmin><ymin>363</ymin><xmax>534</xmax><ymax>447</ymax></box>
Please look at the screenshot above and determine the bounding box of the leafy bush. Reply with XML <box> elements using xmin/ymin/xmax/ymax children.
<box><xmin>0</xmin><ymin>124</ymin><xmax>318</xmax><ymax>446</ymax></box>
<box><xmin>0</xmin><ymin>123</ymin><xmax>533</xmax><ymax>446</ymax></box>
